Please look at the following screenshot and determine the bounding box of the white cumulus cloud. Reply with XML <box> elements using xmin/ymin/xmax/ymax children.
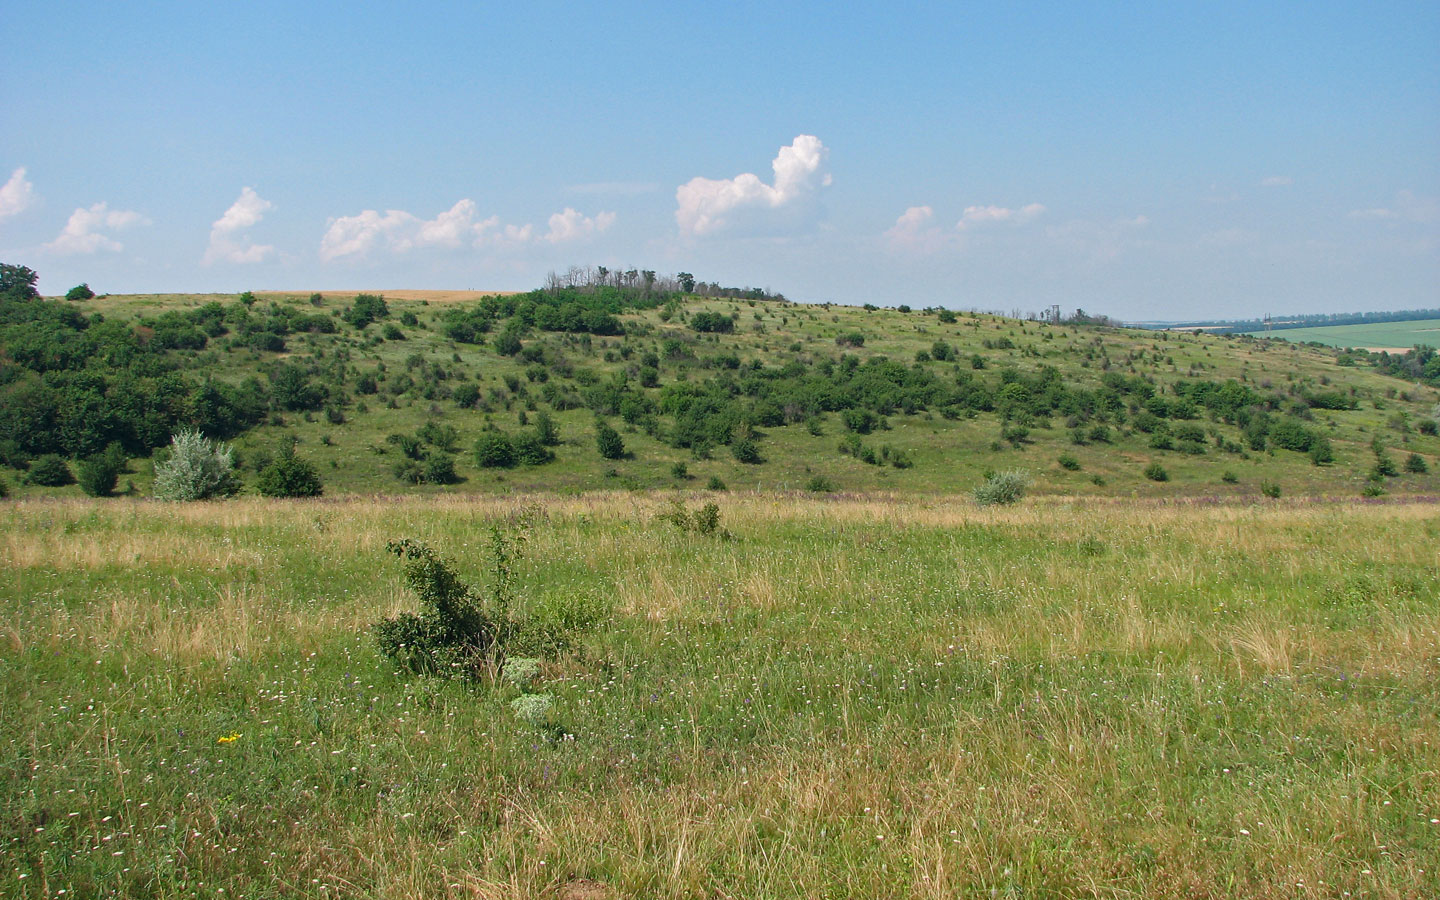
<box><xmin>884</xmin><ymin>206</ymin><xmax>947</xmax><ymax>253</ymax></box>
<box><xmin>675</xmin><ymin>135</ymin><xmax>832</xmax><ymax>236</ymax></box>
<box><xmin>320</xmin><ymin>199</ymin><xmax>604</xmax><ymax>261</ymax></box>
<box><xmin>0</xmin><ymin>167</ymin><xmax>37</xmax><ymax>221</ymax></box>
<box><xmin>203</xmin><ymin>187</ymin><xmax>276</xmax><ymax>264</ymax></box>
<box><xmin>545</xmin><ymin>207</ymin><xmax>616</xmax><ymax>243</ymax></box>
<box><xmin>43</xmin><ymin>202</ymin><xmax>148</xmax><ymax>255</ymax></box>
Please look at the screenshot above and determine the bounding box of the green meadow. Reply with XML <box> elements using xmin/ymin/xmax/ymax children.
<box><xmin>3</xmin><ymin>494</ymin><xmax>1438</xmax><ymax>898</ymax></box>
<box><xmin>1240</xmin><ymin>319</ymin><xmax>1440</xmax><ymax>351</ymax></box>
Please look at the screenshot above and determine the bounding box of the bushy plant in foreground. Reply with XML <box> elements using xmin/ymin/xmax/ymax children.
<box><xmin>374</xmin><ymin>537</ymin><xmax>511</xmax><ymax>679</ymax></box>
<box><xmin>972</xmin><ymin>470</ymin><xmax>1030</xmax><ymax>506</ymax></box>
<box><xmin>152</xmin><ymin>429</ymin><xmax>241</xmax><ymax>501</ymax></box>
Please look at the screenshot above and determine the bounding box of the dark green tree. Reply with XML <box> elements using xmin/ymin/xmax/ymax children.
<box><xmin>256</xmin><ymin>444</ymin><xmax>324</xmax><ymax>497</ymax></box>
<box><xmin>595</xmin><ymin>420</ymin><xmax>625</xmax><ymax>460</ymax></box>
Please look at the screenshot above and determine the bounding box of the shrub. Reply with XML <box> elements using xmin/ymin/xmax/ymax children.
<box><xmin>670</xmin><ymin>462</ymin><xmax>689</xmax><ymax>480</ymax></box>
<box><xmin>1418</xmin><ymin>419</ymin><xmax>1438</xmax><ymax>437</ymax></box>
<box><xmin>1143</xmin><ymin>462</ymin><xmax>1169</xmax><ymax>482</ymax></box>
<box><xmin>474</xmin><ymin>432</ymin><xmax>518</xmax><ymax>469</ymax></box>
<box><xmin>26</xmin><ymin>454</ymin><xmax>74</xmax><ymax>487</ymax></box>
<box><xmin>1057</xmin><ymin>453</ymin><xmax>1081</xmax><ymax>471</ymax></box>
<box><xmin>254</xmin><ymin>446</ymin><xmax>323</xmax><ymax>497</ymax></box>
<box><xmin>595</xmin><ymin>421</ymin><xmax>625</xmax><ymax>460</ymax></box>
<box><xmin>835</xmin><ymin>331</ymin><xmax>865</xmax><ymax>347</ymax></box>
<box><xmin>423</xmin><ymin>453</ymin><xmax>459</xmax><ymax>484</ymax></box>
<box><xmin>706</xmin><ymin>475</ymin><xmax>727</xmax><ymax>491</ymax></box>
<box><xmin>373</xmin><ymin>537</ymin><xmax>511</xmax><ymax>679</ymax></box>
<box><xmin>658</xmin><ymin>500</ymin><xmax>724</xmax><ymax>537</ymax></box>
<box><xmin>152</xmin><ymin>430</ymin><xmax>241</xmax><ymax>501</ymax></box>
<box><xmin>690</xmin><ymin>311</ymin><xmax>734</xmax><ymax>333</ymax></box>
<box><xmin>731</xmin><ymin>437</ymin><xmax>762</xmax><ymax>464</ymax></box>
<box><xmin>493</xmin><ymin>331</ymin><xmax>523</xmax><ymax>356</ymax></box>
<box><xmin>0</xmin><ymin>476</ymin><xmax>8</xmax><ymax>498</ymax></box>
<box><xmin>533</xmin><ymin>411</ymin><xmax>560</xmax><ymax>446</ymax></box>
<box><xmin>513</xmin><ymin>432</ymin><xmax>554</xmax><ymax>466</ymax></box>
<box><xmin>77</xmin><ymin>445</ymin><xmax>127</xmax><ymax>497</ymax></box>
<box><xmin>1260</xmin><ymin>480</ymin><xmax>1281</xmax><ymax>499</ymax></box>
<box><xmin>806</xmin><ymin>474</ymin><xmax>835</xmax><ymax>492</ymax></box>
<box><xmin>65</xmin><ymin>283</ymin><xmax>95</xmax><ymax>301</ymax></box>
<box><xmin>1405</xmin><ymin>453</ymin><xmax>1429</xmax><ymax>474</ymax></box>
<box><xmin>972</xmin><ymin>470</ymin><xmax>1030</xmax><ymax>506</ymax></box>
<box><xmin>1221</xmin><ymin>470</ymin><xmax>1239</xmax><ymax>484</ymax></box>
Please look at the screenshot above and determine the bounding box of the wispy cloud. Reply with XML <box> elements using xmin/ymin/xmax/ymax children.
<box><xmin>675</xmin><ymin>135</ymin><xmax>831</xmax><ymax>237</ymax></box>
<box><xmin>203</xmin><ymin>187</ymin><xmax>276</xmax><ymax>264</ymax></box>
<box><xmin>0</xmin><ymin>167</ymin><xmax>37</xmax><ymax>221</ymax></box>
<box><xmin>43</xmin><ymin>202</ymin><xmax>148</xmax><ymax>255</ymax></box>
<box><xmin>1259</xmin><ymin>175</ymin><xmax>1293</xmax><ymax>187</ymax></box>
<box><xmin>957</xmin><ymin>203</ymin><xmax>1046</xmax><ymax>229</ymax></box>
<box><xmin>1349</xmin><ymin>190</ymin><xmax>1438</xmax><ymax>224</ymax></box>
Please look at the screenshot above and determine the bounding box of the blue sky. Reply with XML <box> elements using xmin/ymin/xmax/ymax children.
<box><xmin>2</xmin><ymin>1</ymin><xmax>1436</xmax><ymax>320</ymax></box>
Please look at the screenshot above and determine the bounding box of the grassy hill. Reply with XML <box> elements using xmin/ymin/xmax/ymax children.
<box><xmin>4</xmin><ymin>281</ymin><xmax>1439</xmax><ymax>500</ymax></box>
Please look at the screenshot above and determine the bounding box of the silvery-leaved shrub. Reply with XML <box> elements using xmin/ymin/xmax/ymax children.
<box><xmin>972</xmin><ymin>470</ymin><xmax>1030</xmax><ymax>506</ymax></box>
<box><xmin>152</xmin><ymin>429</ymin><xmax>241</xmax><ymax>501</ymax></box>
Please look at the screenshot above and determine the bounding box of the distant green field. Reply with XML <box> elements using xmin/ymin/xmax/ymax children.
<box><xmin>1242</xmin><ymin>318</ymin><xmax>1440</xmax><ymax>349</ymax></box>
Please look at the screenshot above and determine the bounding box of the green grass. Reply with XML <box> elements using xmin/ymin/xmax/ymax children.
<box><xmin>1241</xmin><ymin>318</ymin><xmax>1440</xmax><ymax>350</ymax></box>
<box><xmin>2</xmin><ymin>494</ymin><xmax>1437</xmax><ymax>897</ymax></box>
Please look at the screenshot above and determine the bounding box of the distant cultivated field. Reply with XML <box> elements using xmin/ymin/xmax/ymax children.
<box><xmin>1242</xmin><ymin>319</ymin><xmax>1440</xmax><ymax>350</ymax></box>
<box><xmin>3</xmin><ymin>494</ymin><xmax>1438</xmax><ymax>898</ymax></box>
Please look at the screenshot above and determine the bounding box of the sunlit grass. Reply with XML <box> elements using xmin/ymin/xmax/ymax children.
<box><xmin>2</xmin><ymin>494</ymin><xmax>1437</xmax><ymax>897</ymax></box>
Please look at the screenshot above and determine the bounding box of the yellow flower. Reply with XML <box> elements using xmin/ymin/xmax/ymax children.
<box><xmin>217</xmin><ymin>732</ymin><xmax>241</xmax><ymax>744</ymax></box>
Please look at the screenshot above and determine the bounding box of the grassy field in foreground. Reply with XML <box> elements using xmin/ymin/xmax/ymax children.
<box><xmin>1241</xmin><ymin>319</ymin><xmax>1440</xmax><ymax>350</ymax></box>
<box><xmin>2</xmin><ymin>494</ymin><xmax>1438</xmax><ymax>898</ymax></box>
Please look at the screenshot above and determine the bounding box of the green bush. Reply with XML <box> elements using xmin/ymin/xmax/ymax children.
<box><xmin>706</xmin><ymin>475</ymin><xmax>727</xmax><ymax>491</ymax></box>
<box><xmin>806</xmin><ymin>474</ymin><xmax>835</xmax><ymax>492</ymax></box>
<box><xmin>0</xmin><ymin>475</ymin><xmax>8</xmax><ymax>498</ymax></box>
<box><xmin>256</xmin><ymin>446</ymin><xmax>324</xmax><ymax>497</ymax></box>
<box><xmin>1405</xmin><ymin>453</ymin><xmax>1429</xmax><ymax>474</ymax></box>
<box><xmin>1221</xmin><ymin>470</ymin><xmax>1239</xmax><ymax>484</ymax></box>
<box><xmin>1143</xmin><ymin>462</ymin><xmax>1169</xmax><ymax>482</ymax></box>
<box><xmin>658</xmin><ymin>500</ymin><xmax>724</xmax><ymax>536</ymax></box>
<box><xmin>1057</xmin><ymin>453</ymin><xmax>1081</xmax><ymax>471</ymax></box>
<box><xmin>595</xmin><ymin>421</ymin><xmax>625</xmax><ymax>460</ymax></box>
<box><xmin>474</xmin><ymin>432</ymin><xmax>518</xmax><ymax>468</ymax></box>
<box><xmin>77</xmin><ymin>444</ymin><xmax>126</xmax><ymax>497</ymax></box>
<box><xmin>152</xmin><ymin>429</ymin><xmax>241</xmax><ymax>501</ymax></box>
<box><xmin>26</xmin><ymin>454</ymin><xmax>74</xmax><ymax>487</ymax></box>
<box><xmin>1418</xmin><ymin>419</ymin><xmax>1438</xmax><ymax>437</ymax></box>
<box><xmin>731</xmin><ymin>437</ymin><xmax>762</xmax><ymax>464</ymax></box>
<box><xmin>972</xmin><ymin>470</ymin><xmax>1030</xmax><ymax>506</ymax></box>
<box><xmin>511</xmin><ymin>432</ymin><xmax>552</xmax><ymax>466</ymax></box>
<box><xmin>373</xmin><ymin>538</ymin><xmax>509</xmax><ymax>679</ymax></box>
<box><xmin>65</xmin><ymin>283</ymin><xmax>95</xmax><ymax>301</ymax></box>
<box><xmin>1260</xmin><ymin>480</ymin><xmax>1282</xmax><ymax>499</ymax></box>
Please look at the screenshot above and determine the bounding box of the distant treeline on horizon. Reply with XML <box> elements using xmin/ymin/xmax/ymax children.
<box><xmin>1143</xmin><ymin>308</ymin><xmax>1440</xmax><ymax>335</ymax></box>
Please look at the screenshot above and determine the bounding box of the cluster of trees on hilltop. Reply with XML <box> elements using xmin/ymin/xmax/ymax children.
<box><xmin>543</xmin><ymin>266</ymin><xmax>786</xmax><ymax>303</ymax></box>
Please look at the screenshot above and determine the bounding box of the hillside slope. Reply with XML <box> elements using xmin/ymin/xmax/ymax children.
<box><xmin>4</xmin><ymin>283</ymin><xmax>1439</xmax><ymax>499</ymax></box>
